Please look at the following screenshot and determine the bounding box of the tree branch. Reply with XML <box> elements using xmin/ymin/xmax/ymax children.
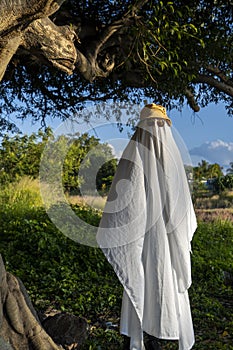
<box><xmin>92</xmin><ymin>0</ymin><xmax>149</xmax><ymax>56</ymax></box>
<box><xmin>0</xmin><ymin>0</ymin><xmax>66</xmax><ymax>83</ymax></box>
<box><xmin>185</xmin><ymin>88</ymin><xmax>200</xmax><ymax>112</ymax></box>
<box><xmin>0</xmin><ymin>0</ymin><xmax>66</xmax><ymax>37</ymax></box>
<box><xmin>21</xmin><ymin>17</ymin><xmax>77</xmax><ymax>75</ymax></box>
<box><xmin>196</xmin><ymin>74</ymin><xmax>233</xmax><ymax>98</ymax></box>
<box><xmin>0</xmin><ymin>35</ymin><xmax>22</xmax><ymax>81</ymax></box>
<box><xmin>76</xmin><ymin>0</ymin><xmax>149</xmax><ymax>81</ymax></box>
<box><xmin>206</xmin><ymin>65</ymin><xmax>233</xmax><ymax>86</ymax></box>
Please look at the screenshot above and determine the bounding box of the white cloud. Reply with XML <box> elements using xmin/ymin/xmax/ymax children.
<box><xmin>106</xmin><ymin>139</ymin><xmax>129</xmax><ymax>159</ymax></box>
<box><xmin>190</xmin><ymin>139</ymin><xmax>233</xmax><ymax>168</ymax></box>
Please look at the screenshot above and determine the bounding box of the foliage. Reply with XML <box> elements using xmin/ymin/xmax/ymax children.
<box><xmin>96</xmin><ymin>158</ymin><xmax>118</xmax><ymax>195</ymax></box>
<box><xmin>191</xmin><ymin>160</ymin><xmax>224</xmax><ymax>202</ymax></box>
<box><xmin>226</xmin><ymin>162</ymin><xmax>233</xmax><ymax>175</ymax></box>
<box><xmin>193</xmin><ymin>160</ymin><xmax>223</xmax><ymax>181</ymax></box>
<box><xmin>0</xmin><ymin>0</ymin><xmax>232</xmax><ymax>131</ymax></box>
<box><xmin>0</xmin><ymin>177</ymin><xmax>43</xmax><ymax>212</ymax></box>
<box><xmin>189</xmin><ymin>220</ymin><xmax>233</xmax><ymax>349</ymax></box>
<box><xmin>0</xmin><ymin>180</ymin><xmax>232</xmax><ymax>349</ymax></box>
<box><xmin>0</xmin><ymin>130</ymin><xmax>50</xmax><ymax>184</ymax></box>
<box><xmin>0</xmin><ymin>201</ymin><xmax>121</xmax><ymax>322</ymax></box>
<box><xmin>211</xmin><ymin>174</ymin><xmax>233</xmax><ymax>193</ymax></box>
<box><xmin>0</xmin><ymin>131</ymin><xmax>117</xmax><ymax>194</ymax></box>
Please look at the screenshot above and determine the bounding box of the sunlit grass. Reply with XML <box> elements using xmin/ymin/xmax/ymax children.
<box><xmin>0</xmin><ymin>176</ymin><xmax>107</xmax><ymax>212</ymax></box>
<box><xmin>0</xmin><ymin>176</ymin><xmax>43</xmax><ymax>210</ymax></box>
<box><xmin>67</xmin><ymin>194</ymin><xmax>107</xmax><ymax>210</ymax></box>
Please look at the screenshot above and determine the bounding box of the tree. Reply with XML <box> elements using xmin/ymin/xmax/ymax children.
<box><xmin>0</xmin><ymin>130</ymin><xmax>51</xmax><ymax>184</ymax></box>
<box><xmin>193</xmin><ymin>160</ymin><xmax>210</xmax><ymax>181</ymax></box>
<box><xmin>226</xmin><ymin>162</ymin><xmax>233</xmax><ymax>175</ymax></box>
<box><xmin>62</xmin><ymin>133</ymin><xmax>117</xmax><ymax>194</ymax></box>
<box><xmin>0</xmin><ymin>0</ymin><xmax>232</xmax><ymax>131</ymax></box>
<box><xmin>0</xmin><ymin>130</ymin><xmax>117</xmax><ymax>194</ymax></box>
<box><xmin>208</xmin><ymin>163</ymin><xmax>223</xmax><ymax>179</ymax></box>
<box><xmin>193</xmin><ymin>160</ymin><xmax>223</xmax><ymax>181</ymax></box>
<box><xmin>212</xmin><ymin>174</ymin><xmax>233</xmax><ymax>193</ymax></box>
<box><xmin>96</xmin><ymin>158</ymin><xmax>118</xmax><ymax>195</ymax></box>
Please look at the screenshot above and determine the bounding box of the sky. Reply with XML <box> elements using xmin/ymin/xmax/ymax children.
<box><xmin>170</xmin><ymin>103</ymin><xmax>233</xmax><ymax>171</ymax></box>
<box><xmin>13</xmin><ymin>101</ymin><xmax>233</xmax><ymax>172</ymax></box>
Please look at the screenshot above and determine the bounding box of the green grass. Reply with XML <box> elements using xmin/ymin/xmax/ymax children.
<box><xmin>0</xmin><ymin>180</ymin><xmax>232</xmax><ymax>349</ymax></box>
<box><xmin>0</xmin><ymin>176</ymin><xmax>43</xmax><ymax>215</ymax></box>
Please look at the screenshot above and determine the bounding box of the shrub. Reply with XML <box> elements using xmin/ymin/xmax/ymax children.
<box><xmin>0</xmin><ymin>179</ymin><xmax>232</xmax><ymax>349</ymax></box>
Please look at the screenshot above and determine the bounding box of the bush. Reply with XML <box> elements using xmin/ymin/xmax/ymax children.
<box><xmin>0</xmin><ymin>180</ymin><xmax>232</xmax><ymax>349</ymax></box>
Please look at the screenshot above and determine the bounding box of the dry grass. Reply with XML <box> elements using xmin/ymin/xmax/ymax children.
<box><xmin>67</xmin><ymin>195</ymin><xmax>107</xmax><ymax>210</ymax></box>
<box><xmin>195</xmin><ymin>208</ymin><xmax>233</xmax><ymax>222</ymax></box>
<box><xmin>194</xmin><ymin>189</ymin><xmax>233</xmax><ymax>210</ymax></box>
<box><xmin>0</xmin><ymin>176</ymin><xmax>43</xmax><ymax>208</ymax></box>
<box><xmin>194</xmin><ymin>189</ymin><xmax>233</xmax><ymax>222</ymax></box>
<box><xmin>225</xmin><ymin>190</ymin><xmax>233</xmax><ymax>198</ymax></box>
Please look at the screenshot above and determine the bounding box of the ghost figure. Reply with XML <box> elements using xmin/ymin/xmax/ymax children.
<box><xmin>97</xmin><ymin>104</ymin><xmax>197</xmax><ymax>350</ymax></box>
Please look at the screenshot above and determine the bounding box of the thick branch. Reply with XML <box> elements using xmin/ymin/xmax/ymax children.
<box><xmin>0</xmin><ymin>0</ymin><xmax>66</xmax><ymax>83</ymax></box>
<box><xmin>0</xmin><ymin>35</ymin><xmax>22</xmax><ymax>81</ymax></box>
<box><xmin>21</xmin><ymin>17</ymin><xmax>77</xmax><ymax>75</ymax></box>
<box><xmin>92</xmin><ymin>0</ymin><xmax>149</xmax><ymax>57</ymax></box>
<box><xmin>185</xmin><ymin>88</ymin><xmax>200</xmax><ymax>112</ymax></box>
<box><xmin>76</xmin><ymin>0</ymin><xmax>149</xmax><ymax>81</ymax></box>
<box><xmin>0</xmin><ymin>0</ymin><xmax>65</xmax><ymax>37</ymax></box>
<box><xmin>206</xmin><ymin>65</ymin><xmax>233</xmax><ymax>86</ymax></box>
<box><xmin>0</xmin><ymin>0</ymin><xmax>149</xmax><ymax>83</ymax></box>
<box><xmin>196</xmin><ymin>74</ymin><xmax>233</xmax><ymax>98</ymax></box>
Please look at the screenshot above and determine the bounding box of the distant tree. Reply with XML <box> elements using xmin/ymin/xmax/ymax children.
<box><xmin>212</xmin><ymin>174</ymin><xmax>233</xmax><ymax>193</ymax></box>
<box><xmin>62</xmin><ymin>134</ymin><xmax>117</xmax><ymax>193</ymax></box>
<box><xmin>226</xmin><ymin>162</ymin><xmax>233</xmax><ymax>175</ymax></box>
<box><xmin>193</xmin><ymin>160</ymin><xmax>209</xmax><ymax>180</ymax></box>
<box><xmin>0</xmin><ymin>130</ymin><xmax>117</xmax><ymax>194</ymax></box>
<box><xmin>96</xmin><ymin>158</ymin><xmax>118</xmax><ymax>195</ymax></box>
<box><xmin>0</xmin><ymin>130</ymin><xmax>51</xmax><ymax>184</ymax></box>
<box><xmin>193</xmin><ymin>160</ymin><xmax>223</xmax><ymax>181</ymax></box>
<box><xmin>208</xmin><ymin>163</ymin><xmax>223</xmax><ymax>179</ymax></box>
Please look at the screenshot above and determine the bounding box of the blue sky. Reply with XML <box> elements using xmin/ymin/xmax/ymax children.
<box><xmin>170</xmin><ymin>103</ymin><xmax>233</xmax><ymax>171</ymax></box>
<box><xmin>14</xmin><ymin>101</ymin><xmax>233</xmax><ymax>171</ymax></box>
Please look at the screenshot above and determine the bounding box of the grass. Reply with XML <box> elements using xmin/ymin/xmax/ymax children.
<box><xmin>0</xmin><ymin>177</ymin><xmax>44</xmax><ymax>216</ymax></box>
<box><xmin>195</xmin><ymin>208</ymin><xmax>233</xmax><ymax>222</ymax></box>
<box><xmin>194</xmin><ymin>189</ymin><xmax>233</xmax><ymax>210</ymax></box>
<box><xmin>0</xmin><ymin>178</ymin><xmax>232</xmax><ymax>349</ymax></box>
<box><xmin>67</xmin><ymin>194</ymin><xmax>107</xmax><ymax>211</ymax></box>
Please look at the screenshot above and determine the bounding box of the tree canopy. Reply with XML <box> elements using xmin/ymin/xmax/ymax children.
<box><xmin>0</xmin><ymin>0</ymin><xmax>232</xmax><ymax>132</ymax></box>
<box><xmin>0</xmin><ymin>130</ymin><xmax>117</xmax><ymax>194</ymax></box>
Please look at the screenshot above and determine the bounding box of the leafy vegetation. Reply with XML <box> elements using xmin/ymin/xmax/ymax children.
<box><xmin>0</xmin><ymin>131</ymin><xmax>117</xmax><ymax>195</ymax></box>
<box><xmin>192</xmin><ymin>160</ymin><xmax>223</xmax><ymax>182</ymax></box>
<box><xmin>211</xmin><ymin>175</ymin><xmax>233</xmax><ymax>194</ymax></box>
<box><xmin>0</xmin><ymin>0</ymin><xmax>232</xmax><ymax>132</ymax></box>
<box><xmin>0</xmin><ymin>179</ymin><xmax>232</xmax><ymax>349</ymax></box>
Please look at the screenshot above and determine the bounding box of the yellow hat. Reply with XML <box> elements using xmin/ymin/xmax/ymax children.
<box><xmin>140</xmin><ymin>103</ymin><xmax>171</xmax><ymax>126</ymax></box>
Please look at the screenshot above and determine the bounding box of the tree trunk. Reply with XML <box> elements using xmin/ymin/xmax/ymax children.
<box><xmin>0</xmin><ymin>35</ymin><xmax>22</xmax><ymax>81</ymax></box>
<box><xmin>0</xmin><ymin>0</ymin><xmax>149</xmax><ymax>83</ymax></box>
<box><xmin>0</xmin><ymin>0</ymin><xmax>74</xmax><ymax>82</ymax></box>
<box><xmin>0</xmin><ymin>255</ymin><xmax>63</xmax><ymax>350</ymax></box>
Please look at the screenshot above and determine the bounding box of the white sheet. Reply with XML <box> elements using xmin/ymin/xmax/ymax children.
<box><xmin>97</xmin><ymin>116</ymin><xmax>197</xmax><ymax>350</ymax></box>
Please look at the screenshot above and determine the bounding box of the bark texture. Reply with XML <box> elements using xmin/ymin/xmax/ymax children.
<box><xmin>0</xmin><ymin>255</ymin><xmax>62</xmax><ymax>350</ymax></box>
<box><xmin>0</xmin><ymin>0</ymin><xmax>148</xmax><ymax>83</ymax></box>
<box><xmin>22</xmin><ymin>17</ymin><xmax>77</xmax><ymax>75</ymax></box>
<box><xmin>0</xmin><ymin>0</ymin><xmax>76</xmax><ymax>81</ymax></box>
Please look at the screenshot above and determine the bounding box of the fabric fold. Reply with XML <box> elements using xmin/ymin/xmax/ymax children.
<box><xmin>97</xmin><ymin>107</ymin><xmax>197</xmax><ymax>350</ymax></box>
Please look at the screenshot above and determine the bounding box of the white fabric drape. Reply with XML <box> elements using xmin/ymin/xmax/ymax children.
<box><xmin>97</xmin><ymin>117</ymin><xmax>197</xmax><ymax>350</ymax></box>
